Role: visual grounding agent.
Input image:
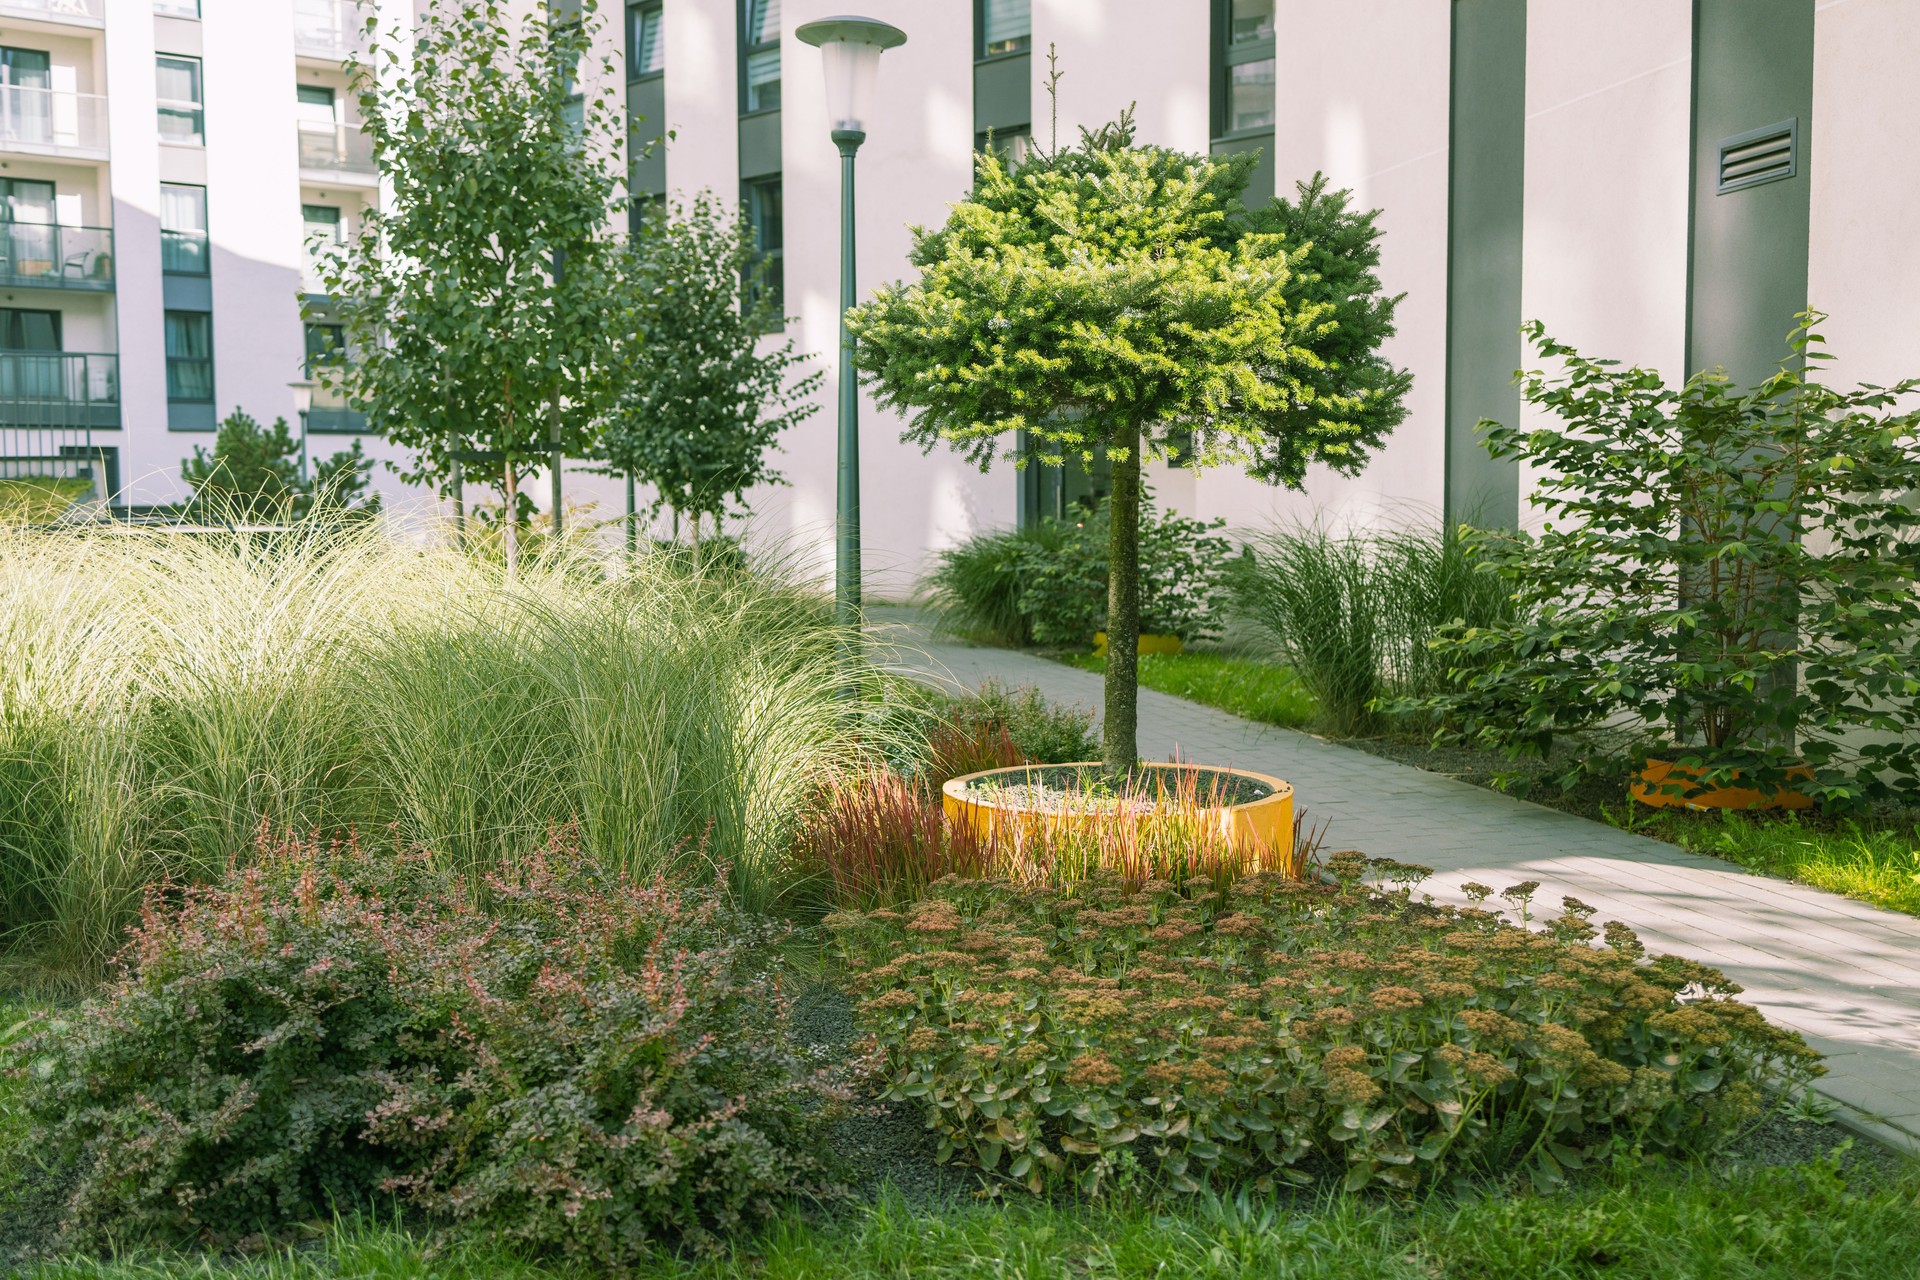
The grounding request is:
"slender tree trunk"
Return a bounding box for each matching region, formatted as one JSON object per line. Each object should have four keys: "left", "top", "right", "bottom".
{"left": 1103, "top": 423, "right": 1142, "bottom": 782}
{"left": 502, "top": 467, "right": 520, "bottom": 579}
{"left": 672, "top": 506, "right": 680, "bottom": 545}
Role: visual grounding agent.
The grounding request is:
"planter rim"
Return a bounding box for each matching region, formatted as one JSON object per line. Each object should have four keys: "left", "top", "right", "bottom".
{"left": 942, "top": 761, "right": 1293, "bottom": 815}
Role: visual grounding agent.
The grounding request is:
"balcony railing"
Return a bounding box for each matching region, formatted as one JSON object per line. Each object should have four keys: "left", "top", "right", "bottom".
{"left": 297, "top": 121, "right": 377, "bottom": 177}
{"left": 0, "top": 0, "right": 104, "bottom": 25}
{"left": 0, "top": 224, "right": 113, "bottom": 291}
{"left": 0, "top": 352, "right": 118, "bottom": 429}
{"left": 294, "top": 0, "right": 371, "bottom": 60}
{"left": 0, "top": 427, "right": 113, "bottom": 512}
{"left": 0, "top": 85, "right": 110, "bottom": 158}
{"left": 162, "top": 229, "right": 209, "bottom": 275}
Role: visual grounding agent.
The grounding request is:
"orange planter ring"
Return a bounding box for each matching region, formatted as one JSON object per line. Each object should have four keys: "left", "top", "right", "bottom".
{"left": 1630, "top": 759, "right": 1815, "bottom": 812}
{"left": 1092, "top": 632, "right": 1185, "bottom": 657}
{"left": 942, "top": 762, "right": 1295, "bottom": 871}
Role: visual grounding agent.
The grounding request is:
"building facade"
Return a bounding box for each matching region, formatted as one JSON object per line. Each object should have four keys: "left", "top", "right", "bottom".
{"left": 3, "top": 1, "right": 1915, "bottom": 597}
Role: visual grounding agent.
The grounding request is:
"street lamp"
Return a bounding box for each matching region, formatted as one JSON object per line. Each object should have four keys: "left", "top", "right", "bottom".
{"left": 288, "top": 379, "right": 316, "bottom": 485}
{"left": 796, "top": 14, "right": 906, "bottom": 636}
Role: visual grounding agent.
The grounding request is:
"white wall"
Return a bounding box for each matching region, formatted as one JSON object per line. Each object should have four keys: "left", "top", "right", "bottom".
{"left": 1811, "top": 0, "right": 1920, "bottom": 392}
{"left": 103, "top": 0, "right": 169, "bottom": 499}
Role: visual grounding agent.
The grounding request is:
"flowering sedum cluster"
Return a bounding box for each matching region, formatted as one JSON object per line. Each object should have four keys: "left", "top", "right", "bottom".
{"left": 830, "top": 857, "right": 1820, "bottom": 1197}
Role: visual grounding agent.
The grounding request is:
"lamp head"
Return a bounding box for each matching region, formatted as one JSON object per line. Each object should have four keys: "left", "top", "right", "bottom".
{"left": 796, "top": 15, "right": 907, "bottom": 137}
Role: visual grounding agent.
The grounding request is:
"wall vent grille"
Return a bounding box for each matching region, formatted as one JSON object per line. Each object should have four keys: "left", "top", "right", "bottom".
{"left": 1717, "top": 119, "right": 1798, "bottom": 194}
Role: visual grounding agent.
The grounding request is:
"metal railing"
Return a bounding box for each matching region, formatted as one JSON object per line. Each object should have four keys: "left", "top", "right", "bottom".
{"left": 161, "top": 229, "right": 209, "bottom": 275}
{"left": 294, "top": 0, "right": 372, "bottom": 60}
{"left": 296, "top": 120, "right": 376, "bottom": 176}
{"left": 0, "top": 0, "right": 103, "bottom": 23}
{"left": 0, "top": 224, "right": 114, "bottom": 291}
{"left": 0, "top": 84, "right": 110, "bottom": 157}
{"left": 0, "top": 352, "right": 118, "bottom": 428}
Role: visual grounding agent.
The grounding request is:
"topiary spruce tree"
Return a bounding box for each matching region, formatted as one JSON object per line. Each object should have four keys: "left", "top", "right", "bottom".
{"left": 849, "top": 114, "right": 1409, "bottom": 778}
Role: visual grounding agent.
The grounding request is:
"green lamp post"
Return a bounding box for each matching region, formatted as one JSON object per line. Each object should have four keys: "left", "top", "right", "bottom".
{"left": 796, "top": 14, "right": 907, "bottom": 635}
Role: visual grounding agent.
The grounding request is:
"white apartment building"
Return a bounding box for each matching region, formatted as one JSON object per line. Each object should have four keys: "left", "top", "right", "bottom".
{"left": 3, "top": 1, "right": 1917, "bottom": 600}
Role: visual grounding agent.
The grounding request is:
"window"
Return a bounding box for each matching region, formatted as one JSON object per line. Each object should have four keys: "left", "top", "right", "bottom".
{"left": 304, "top": 321, "right": 345, "bottom": 374}
{"left": 156, "top": 55, "right": 204, "bottom": 144}
{"left": 1219, "top": 0, "right": 1275, "bottom": 136}
{"left": 742, "top": 176, "right": 783, "bottom": 321}
{"left": 0, "top": 307, "right": 60, "bottom": 351}
{"left": 1227, "top": 60, "right": 1275, "bottom": 132}
{"left": 0, "top": 47, "right": 52, "bottom": 146}
{"left": 627, "top": 2, "right": 663, "bottom": 78}
{"left": 295, "top": 84, "right": 337, "bottom": 122}
{"left": 1229, "top": 0, "right": 1274, "bottom": 44}
{"left": 160, "top": 183, "right": 208, "bottom": 276}
{"left": 627, "top": 191, "right": 666, "bottom": 239}
{"left": 742, "top": 0, "right": 779, "bottom": 113}
{"left": 153, "top": 1, "right": 201, "bottom": 16}
{"left": 979, "top": 0, "right": 1030, "bottom": 58}
{"left": 164, "top": 310, "right": 212, "bottom": 402}
{"left": 302, "top": 203, "right": 343, "bottom": 244}
{"left": 976, "top": 127, "right": 1033, "bottom": 169}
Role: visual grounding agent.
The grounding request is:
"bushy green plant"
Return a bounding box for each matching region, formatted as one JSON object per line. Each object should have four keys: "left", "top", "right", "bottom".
{"left": 830, "top": 863, "right": 1819, "bottom": 1198}
{"left": 964, "top": 680, "right": 1099, "bottom": 765}
{"left": 0, "top": 519, "right": 875, "bottom": 972}
{"left": 17, "top": 831, "right": 846, "bottom": 1263}
{"left": 1416, "top": 318, "right": 1920, "bottom": 806}
{"left": 1229, "top": 522, "right": 1513, "bottom": 736}
{"left": 929, "top": 501, "right": 1231, "bottom": 651}
{"left": 178, "top": 411, "right": 378, "bottom": 522}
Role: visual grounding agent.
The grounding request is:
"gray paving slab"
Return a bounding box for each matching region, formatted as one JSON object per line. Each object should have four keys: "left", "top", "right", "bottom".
{"left": 872, "top": 609, "right": 1920, "bottom": 1157}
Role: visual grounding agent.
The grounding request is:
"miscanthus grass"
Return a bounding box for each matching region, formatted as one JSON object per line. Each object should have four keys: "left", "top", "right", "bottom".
{"left": 0, "top": 517, "right": 878, "bottom": 974}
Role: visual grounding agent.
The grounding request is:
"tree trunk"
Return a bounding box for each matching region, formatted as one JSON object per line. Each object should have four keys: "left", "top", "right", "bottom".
{"left": 1103, "top": 423, "right": 1142, "bottom": 783}
{"left": 502, "top": 466, "right": 520, "bottom": 579}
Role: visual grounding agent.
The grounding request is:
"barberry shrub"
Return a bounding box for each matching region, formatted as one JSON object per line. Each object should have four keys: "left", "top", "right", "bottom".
{"left": 19, "top": 829, "right": 847, "bottom": 1266}
{"left": 830, "top": 859, "right": 1819, "bottom": 1197}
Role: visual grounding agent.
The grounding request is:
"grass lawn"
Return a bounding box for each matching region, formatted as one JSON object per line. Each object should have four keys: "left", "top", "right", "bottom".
{"left": 12, "top": 1151, "right": 1920, "bottom": 1279}
{"left": 0, "top": 477, "right": 89, "bottom": 525}
{"left": 1061, "top": 650, "right": 1316, "bottom": 728}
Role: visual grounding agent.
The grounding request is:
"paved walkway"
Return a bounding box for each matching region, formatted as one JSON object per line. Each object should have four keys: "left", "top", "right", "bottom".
{"left": 872, "top": 609, "right": 1920, "bottom": 1157}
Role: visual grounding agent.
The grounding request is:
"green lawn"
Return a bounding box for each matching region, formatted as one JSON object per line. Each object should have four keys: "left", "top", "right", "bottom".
{"left": 13, "top": 1155, "right": 1920, "bottom": 1279}
{"left": 1620, "top": 809, "right": 1920, "bottom": 917}
{"left": 0, "top": 477, "right": 89, "bottom": 525}
{"left": 1061, "top": 650, "right": 1316, "bottom": 728}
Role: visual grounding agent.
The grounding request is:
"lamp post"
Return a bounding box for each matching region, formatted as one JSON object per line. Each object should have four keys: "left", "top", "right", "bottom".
{"left": 288, "top": 379, "right": 316, "bottom": 486}
{"left": 796, "top": 15, "right": 906, "bottom": 637}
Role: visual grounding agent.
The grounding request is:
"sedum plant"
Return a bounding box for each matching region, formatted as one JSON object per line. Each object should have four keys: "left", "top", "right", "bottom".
{"left": 831, "top": 863, "right": 1819, "bottom": 1198}
{"left": 850, "top": 113, "right": 1409, "bottom": 779}
{"left": 1416, "top": 317, "right": 1920, "bottom": 807}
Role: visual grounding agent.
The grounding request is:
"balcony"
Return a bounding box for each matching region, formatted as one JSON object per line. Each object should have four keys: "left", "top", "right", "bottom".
{"left": 295, "top": 0, "right": 372, "bottom": 62}
{"left": 0, "top": 224, "right": 113, "bottom": 292}
{"left": 0, "top": 0, "right": 104, "bottom": 29}
{"left": 0, "top": 85, "right": 109, "bottom": 160}
{"left": 0, "top": 352, "right": 118, "bottom": 429}
{"left": 296, "top": 120, "right": 377, "bottom": 183}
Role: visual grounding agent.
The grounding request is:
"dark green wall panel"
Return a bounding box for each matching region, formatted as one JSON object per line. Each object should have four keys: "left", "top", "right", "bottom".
{"left": 973, "top": 53, "right": 1031, "bottom": 133}
{"left": 1444, "top": 0, "right": 1527, "bottom": 528}
{"left": 1687, "top": 0, "right": 1813, "bottom": 388}
{"left": 628, "top": 78, "right": 667, "bottom": 196}
{"left": 738, "top": 110, "right": 782, "bottom": 181}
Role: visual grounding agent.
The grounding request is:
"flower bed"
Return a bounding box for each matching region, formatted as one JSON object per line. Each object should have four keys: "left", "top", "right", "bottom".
{"left": 830, "top": 857, "right": 1820, "bottom": 1196}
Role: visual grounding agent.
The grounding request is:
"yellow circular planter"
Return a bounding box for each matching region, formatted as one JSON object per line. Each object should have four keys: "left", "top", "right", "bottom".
{"left": 942, "top": 762, "right": 1296, "bottom": 872}
{"left": 1092, "top": 632, "right": 1185, "bottom": 657}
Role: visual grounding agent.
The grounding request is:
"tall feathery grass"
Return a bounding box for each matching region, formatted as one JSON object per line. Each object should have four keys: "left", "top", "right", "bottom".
{"left": 0, "top": 518, "right": 877, "bottom": 973}
{"left": 1228, "top": 522, "right": 1516, "bottom": 736}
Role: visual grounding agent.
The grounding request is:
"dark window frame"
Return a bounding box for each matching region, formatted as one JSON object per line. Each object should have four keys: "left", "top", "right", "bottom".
{"left": 627, "top": 0, "right": 663, "bottom": 81}
{"left": 160, "top": 181, "right": 209, "bottom": 277}
{"left": 739, "top": 0, "right": 780, "bottom": 116}
{"left": 163, "top": 308, "right": 214, "bottom": 404}
{"left": 975, "top": 0, "right": 1032, "bottom": 62}
{"left": 1211, "top": 0, "right": 1276, "bottom": 142}
{"left": 156, "top": 53, "right": 206, "bottom": 145}
{"left": 740, "top": 174, "right": 784, "bottom": 328}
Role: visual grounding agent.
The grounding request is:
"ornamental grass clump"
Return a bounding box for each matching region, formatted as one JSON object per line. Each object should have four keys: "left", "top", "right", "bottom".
{"left": 830, "top": 860, "right": 1819, "bottom": 1198}
{"left": 15, "top": 828, "right": 848, "bottom": 1267}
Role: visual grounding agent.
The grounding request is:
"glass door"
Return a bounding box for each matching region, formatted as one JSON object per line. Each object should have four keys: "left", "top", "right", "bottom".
{"left": 0, "top": 47, "right": 51, "bottom": 146}
{"left": 0, "top": 306, "right": 65, "bottom": 405}
{"left": 0, "top": 178, "right": 57, "bottom": 283}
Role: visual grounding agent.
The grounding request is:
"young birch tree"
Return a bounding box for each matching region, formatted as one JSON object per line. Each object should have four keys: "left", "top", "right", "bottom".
{"left": 849, "top": 113, "right": 1409, "bottom": 779}
{"left": 311, "top": 0, "right": 623, "bottom": 571}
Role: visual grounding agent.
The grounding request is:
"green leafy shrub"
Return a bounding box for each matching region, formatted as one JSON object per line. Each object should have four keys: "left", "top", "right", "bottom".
{"left": 928, "top": 500, "right": 1231, "bottom": 651}
{"left": 963, "top": 680, "right": 1099, "bottom": 765}
{"left": 18, "top": 830, "right": 847, "bottom": 1263}
{"left": 1416, "top": 318, "right": 1920, "bottom": 807}
{"left": 1229, "top": 521, "right": 1514, "bottom": 736}
{"left": 830, "top": 863, "right": 1819, "bottom": 1197}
